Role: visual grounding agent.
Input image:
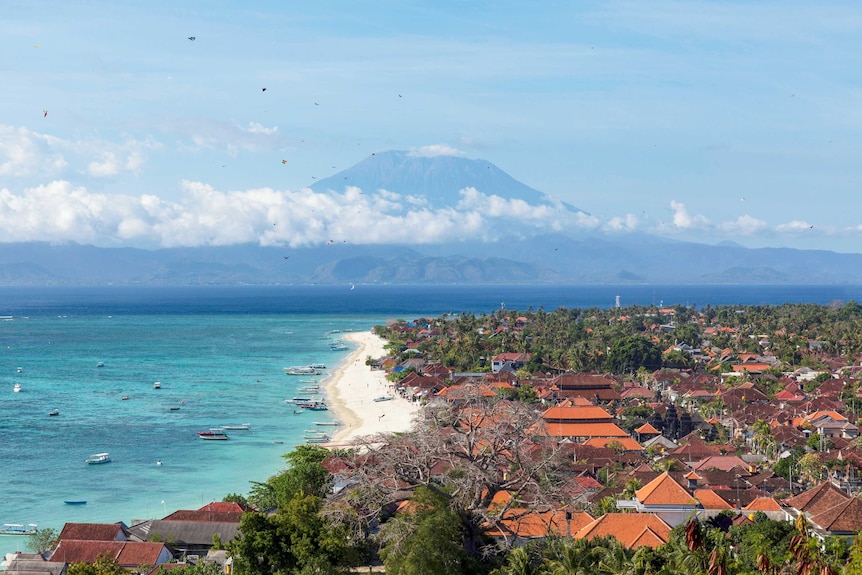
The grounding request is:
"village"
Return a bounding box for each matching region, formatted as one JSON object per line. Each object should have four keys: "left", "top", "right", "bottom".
{"left": 6, "top": 302, "right": 862, "bottom": 574}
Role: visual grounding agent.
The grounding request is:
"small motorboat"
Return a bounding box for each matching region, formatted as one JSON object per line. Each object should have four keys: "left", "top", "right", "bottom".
{"left": 222, "top": 423, "right": 250, "bottom": 430}
{"left": 85, "top": 452, "right": 111, "bottom": 465}
{"left": 153, "top": 381, "right": 161, "bottom": 389}
{"left": 49, "top": 409, "right": 59, "bottom": 416}
{"left": 121, "top": 395, "right": 129, "bottom": 400}
{"left": 13, "top": 383, "right": 21, "bottom": 393}
{"left": 197, "top": 429, "right": 229, "bottom": 441}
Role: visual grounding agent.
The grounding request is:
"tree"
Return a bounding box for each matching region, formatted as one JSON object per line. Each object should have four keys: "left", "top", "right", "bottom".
{"left": 67, "top": 555, "right": 129, "bottom": 575}
{"left": 26, "top": 527, "right": 59, "bottom": 554}
{"left": 248, "top": 445, "right": 331, "bottom": 510}
{"left": 378, "top": 487, "right": 477, "bottom": 575}
{"left": 606, "top": 336, "right": 662, "bottom": 374}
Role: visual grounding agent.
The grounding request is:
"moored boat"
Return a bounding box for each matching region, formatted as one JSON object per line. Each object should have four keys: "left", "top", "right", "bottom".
{"left": 0, "top": 523, "right": 38, "bottom": 535}
{"left": 197, "top": 428, "right": 229, "bottom": 440}
{"left": 222, "top": 423, "right": 250, "bottom": 430}
{"left": 284, "top": 366, "right": 320, "bottom": 376}
{"left": 153, "top": 381, "right": 161, "bottom": 389}
{"left": 85, "top": 452, "right": 111, "bottom": 464}
{"left": 64, "top": 500, "right": 87, "bottom": 505}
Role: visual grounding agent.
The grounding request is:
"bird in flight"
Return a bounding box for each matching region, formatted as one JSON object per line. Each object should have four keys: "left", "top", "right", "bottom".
{"left": 188, "top": 36, "right": 196, "bottom": 41}
{"left": 262, "top": 88, "right": 267, "bottom": 92}
{"left": 281, "top": 159, "right": 288, "bottom": 164}
{"left": 43, "top": 110, "right": 48, "bottom": 118}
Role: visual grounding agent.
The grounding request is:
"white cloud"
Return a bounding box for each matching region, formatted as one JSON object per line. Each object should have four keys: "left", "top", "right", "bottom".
{"left": 718, "top": 214, "right": 769, "bottom": 235}
{"left": 669, "top": 200, "right": 710, "bottom": 230}
{"left": 245, "top": 122, "right": 278, "bottom": 135}
{"left": 776, "top": 220, "right": 815, "bottom": 232}
{"left": 604, "top": 213, "right": 639, "bottom": 232}
{"left": 407, "top": 144, "right": 465, "bottom": 158}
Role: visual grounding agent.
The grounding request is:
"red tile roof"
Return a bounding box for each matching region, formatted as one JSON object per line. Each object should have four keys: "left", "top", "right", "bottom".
{"left": 51, "top": 540, "right": 169, "bottom": 567}
{"left": 58, "top": 523, "right": 126, "bottom": 542}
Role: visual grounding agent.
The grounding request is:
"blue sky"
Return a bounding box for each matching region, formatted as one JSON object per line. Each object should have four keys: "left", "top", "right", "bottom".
{"left": 2, "top": 1, "right": 862, "bottom": 252}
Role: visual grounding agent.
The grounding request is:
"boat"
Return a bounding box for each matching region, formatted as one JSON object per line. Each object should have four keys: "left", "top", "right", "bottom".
{"left": 153, "top": 381, "right": 161, "bottom": 389}
{"left": 222, "top": 423, "right": 250, "bottom": 430}
{"left": 373, "top": 395, "right": 394, "bottom": 402}
{"left": 64, "top": 500, "right": 87, "bottom": 505}
{"left": 304, "top": 435, "right": 330, "bottom": 444}
{"left": 121, "top": 395, "right": 129, "bottom": 400}
{"left": 284, "top": 366, "right": 321, "bottom": 376}
{"left": 314, "top": 420, "right": 342, "bottom": 426}
{"left": 309, "top": 363, "right": 326, "bottom": 370}
{"left": 96, "top": 361, "right": 104, "bottom": 368}
{"left": 197, "top": 428, "right": 229, "bottom": 440}
{"left": 13, "top": 383, "right": 21, "bottom": 393}
{"left": 16, "top": 367, "right": 22, "bottom": 373}
{"left": 0, "top": 523, "right": 38, "bottom": 536}
{"left": 169, "top": 406, "right": 180, "bottom": 411}
{"left": 297, "top": 399, "right": 327, "bottom": 411}
{"left": 49, "top": 409, "right": 59, "bottom": 416}
{"left": 299, "top": 385, "right": 321, "bottom": 393}
{"left": 85, "top": 452, "right": 111, "bottom": 465}
{"left": 285, "top": 397, "right": 313, "bottom": 404}
{"left": 329, "top": 342, "right": 348, "bottom": 351}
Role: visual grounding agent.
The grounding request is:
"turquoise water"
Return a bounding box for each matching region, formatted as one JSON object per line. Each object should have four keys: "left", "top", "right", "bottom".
{"left": 3, "top": 283, "right": 860, "bottom": 555}
{"left": 0, "top": 311, "right": 384, "bottom": 555}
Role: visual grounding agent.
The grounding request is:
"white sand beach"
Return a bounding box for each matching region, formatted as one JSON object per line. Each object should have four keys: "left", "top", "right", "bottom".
{"left": 325, "top": 331, "right": 420, "bottom": 444}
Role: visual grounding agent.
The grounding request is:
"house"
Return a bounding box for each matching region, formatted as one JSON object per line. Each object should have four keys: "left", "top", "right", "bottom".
{"left": 574, "top": 513, "right": 672, "bottom": 549}
{"left": 616, "top": 471, "right": 700, "bottom": 526}
{"left": 57, "top": 522, "right": 129, "bottom": 542}
{"left": 127, "top": 520, "right": 240, "bottom": 556}
{"left": 0, "top": 553, "right": 67, "bottom": 575}
{"left": 785, "top": 481, "right": 862, "bottom": 538}
{"left": 49, "top": 540, "right": 172, "bottom": 568}
{"left": 491, "top": 353, "right": 531, "bottom": 374}
{"left": 544, "top": 372, "right": 621, "bottom": 402}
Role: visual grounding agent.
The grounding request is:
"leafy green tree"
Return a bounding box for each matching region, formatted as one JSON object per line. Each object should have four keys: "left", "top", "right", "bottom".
{"left": 67, "top": 555, "right": 129, "bottom": 575}
{"left": 26, "top": 527, "right": 59, "bottom": 554}
{"left": 229, "top": 495, "right": 357, "bottom": 575}
{"left": 248, "top": 445, "right": 331, "bottom": 510}
{"left": 377, "top": 487, "right": 476, "bottom": 575}
{"left": 606, "top": 336, "right": 662, "bottom": 374}
{"left": 222, "top": 493, "right": 249, "bottom": 507}
{"left": 159, "top": 562, "right": 224, "bottom": 575}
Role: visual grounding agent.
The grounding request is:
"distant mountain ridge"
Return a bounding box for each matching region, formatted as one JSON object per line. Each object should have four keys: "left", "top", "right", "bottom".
{"left": 1, "top": 151, "right": 861, "bottom": 285}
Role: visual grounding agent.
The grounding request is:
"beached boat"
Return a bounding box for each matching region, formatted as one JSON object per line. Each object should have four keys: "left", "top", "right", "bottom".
{"left": 222, "top": 423, "right": 250, "bottom": 430}
{"left": 0, "top": 523, "right": 38, "bottom": 536}
{"left": 13, "top": 383, "right": 21, "bottom": 393}
{"left": 197, "top": 429, "right": 229, "bottom": 440}
{"left": 285, "top": 396, "right": 313, "bottom": 404}
{"left": 373, "top": 395, "right": 393, "bottom": 402}
{"left": 284, "top": 366, "right": 320, "bottom": 376}
{"left": 49, "top": 409, "right": 59, "bottom": 416}
{"left": 85, "top": 452, "right": 111, "bottom": 465}
{"left": 64, "top": 500, "right": 87, "bottom": 505}
{"left": 314, "top": 420, "right": 342, "bottom": 426}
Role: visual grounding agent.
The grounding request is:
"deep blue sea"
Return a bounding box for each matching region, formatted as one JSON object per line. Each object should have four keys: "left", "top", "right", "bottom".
{"left": 1, "top": 284, "right": 860, "bottom": 555}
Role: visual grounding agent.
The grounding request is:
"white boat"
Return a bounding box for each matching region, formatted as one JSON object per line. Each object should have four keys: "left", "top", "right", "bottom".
{"left": 96, "top": 361, "right": 104, "bottom": 368}
{"left": 314, "top": 420, "right": 342, "bottom": 426}
{"left": 197, "top": 428, "right": 229, "bottom": 440}
{"left": 329, "top": 342, "right": 348, "bottom": 351}
{"left": 304, "top": 434, "right": 330, "bottom": 443}
{"left": 0, "top": 523, "right": 38, "bottom": 536}
{"left": 49, "top": 408, "right": 59, "bottom": 416}
{"left": 299, "top": 385, "right": 321, "bottom": 393}
{"left": 153, "top": 381, "right": 161, "bottom": 389}
{"left": 85, "top": 452, "right": 111, "bottom": 465}
{"left": 16, "top": 367, "right": 22, "bottom": 373}
{"left": 284, "top": 366, "right": 320, "bottom": 376}
{"left": 222, "top": 423, "right": 250, "bottom": 430}
{"left": 309, "top": 363, "right": 326, "bottom": 370}
{"left": 373, "top": 395, "right": 394, "bottom": 402}
{"left": 13, "top": 383, "right": 21, "bottom": 393}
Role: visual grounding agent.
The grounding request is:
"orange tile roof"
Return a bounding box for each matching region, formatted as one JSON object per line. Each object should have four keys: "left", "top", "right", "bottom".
{"left": 582, "top": 437, "right": 643, "bottom": 451}
{"left": 535, "top": 422, "right": 629, "bottom": 438}
{"left": 744, "top": 497, "right": 783, "bottom": 511}
{"left": 635, "top": 472, "right": 698, "bottom": 506}
{"left": 694, "top": 489, "right": 733, "bottom": 510}
{"left": 574, "top": 513, "right": 671, "bottom": 549}
{"left": 806, "top": 411, "right": 848, "bottom": 422}
{"left": 542, "top": 405, "right": 613, "bottom": 421}
{"left": 635, "top": 422, "right": 660, "bottom": 435}
{"left": 484, "top": 509, "right": 593, "bottom": 539}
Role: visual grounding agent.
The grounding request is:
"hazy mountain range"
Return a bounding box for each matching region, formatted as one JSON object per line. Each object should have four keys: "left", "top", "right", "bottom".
{"left": 2, "top": 151, "right": 861, "bottom": 286}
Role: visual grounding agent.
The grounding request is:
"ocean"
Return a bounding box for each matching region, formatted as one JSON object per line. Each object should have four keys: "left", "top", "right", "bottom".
{"left": 1, "top": 283, "right": 860, "bottom": 555}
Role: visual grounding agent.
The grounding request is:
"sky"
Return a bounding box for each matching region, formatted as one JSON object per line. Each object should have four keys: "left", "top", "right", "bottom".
{"left": 2, "top": 1, "right": 862, "bottom": 253}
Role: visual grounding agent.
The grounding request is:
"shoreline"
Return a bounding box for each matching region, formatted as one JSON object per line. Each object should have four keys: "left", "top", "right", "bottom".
{"left": 324, "top": 331, "right": 420, "bottom": 444}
